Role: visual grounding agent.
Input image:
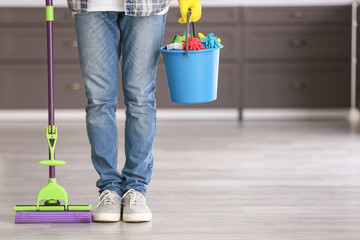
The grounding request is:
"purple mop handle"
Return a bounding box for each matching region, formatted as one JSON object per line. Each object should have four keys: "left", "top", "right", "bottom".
{"left": 46, "top": 0, "right": 55, "bottom": 178}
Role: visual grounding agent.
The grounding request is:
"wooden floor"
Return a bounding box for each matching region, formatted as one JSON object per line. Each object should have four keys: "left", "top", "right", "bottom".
{"left": 2, "top": 119, "right": 360, "bottom": 239}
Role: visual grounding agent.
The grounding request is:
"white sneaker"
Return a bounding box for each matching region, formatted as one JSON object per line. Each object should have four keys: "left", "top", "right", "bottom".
{"left": 122, "top": 189, "right": 152, "bottom": 222}
{"left": 92, "top": 190, "right": 121, "bottom": 222}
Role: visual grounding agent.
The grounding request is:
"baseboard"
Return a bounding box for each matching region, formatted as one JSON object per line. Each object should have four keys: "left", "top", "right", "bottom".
{"left": 0, "top": 108, "right": 354, "bottom": 122}
{"left": 242, "top": 108, "right": 351, "bottom": 121}
{"left": 0, "top": 109, "right": 239, "bottom": 122}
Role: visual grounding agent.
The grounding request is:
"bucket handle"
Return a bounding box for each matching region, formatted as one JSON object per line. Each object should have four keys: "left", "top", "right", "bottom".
{"left": 185, "top": 10, "right": 196, "bottom": 56}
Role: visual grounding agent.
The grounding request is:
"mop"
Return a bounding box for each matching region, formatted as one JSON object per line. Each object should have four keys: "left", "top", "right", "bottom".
{"left": 13, "top": 0, "right": 92, "bottom": 223}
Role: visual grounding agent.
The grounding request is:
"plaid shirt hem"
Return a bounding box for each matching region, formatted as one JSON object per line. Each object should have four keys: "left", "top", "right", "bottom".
{"left": 67, "top": 0, "right": 171, "bottom": 16}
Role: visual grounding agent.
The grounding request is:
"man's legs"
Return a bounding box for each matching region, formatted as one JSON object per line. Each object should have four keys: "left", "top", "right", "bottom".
{"left": 119, "top": 13, "right": 167, "bottom": 197}
{"left": 75, "top": 12, "right": 123, "bottom": 197}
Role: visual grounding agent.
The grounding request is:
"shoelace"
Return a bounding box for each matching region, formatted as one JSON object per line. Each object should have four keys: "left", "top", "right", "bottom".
{"left": 95, "top": 190, "right": 116, "bottom": 209}
{"left": 122, "top": 189, "right": 145, "bottom": 208}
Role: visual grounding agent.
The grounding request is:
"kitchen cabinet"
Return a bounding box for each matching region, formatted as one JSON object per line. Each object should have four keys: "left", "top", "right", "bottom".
{"left": 244, "top": 62, "right": 350, "bottom": 108}
{"left": 0, "top": 7, "right": 241, "bottom": 109}
{"left": 244, "top": 26, "right": 350, "bottom": 60}
{"left": 242, "top": 6, "right": 352, "bottom": 112}
{"left": 0, "top": 64, "right": 85, "bottom": 109}
{"left": 0, "top": 5, "right": 353, "bottom": 112}
{"left": 0, "top": 8, "right": 83, "bottom": 109}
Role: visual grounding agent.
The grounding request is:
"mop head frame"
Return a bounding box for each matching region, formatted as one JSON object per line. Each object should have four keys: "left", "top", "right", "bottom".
{"left": 13, "top": 177, "right": 92, "bottom": 223}
{"left": 13, "top": 127, "right": 92, "bottom": 223}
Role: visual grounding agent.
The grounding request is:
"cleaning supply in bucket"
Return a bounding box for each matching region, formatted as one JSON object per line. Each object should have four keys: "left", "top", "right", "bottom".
{"left": 181, "top": 36, "right": 205, "bottom": 50}
{"left": 199, "top": 32, "right": 221, "bottom": 49}
{"left": 166, "top": 42, "right": 184, "bottom": 50}
{"left": 199, "top": 32, "right": 221, "bottom": 45}
{"left": 198, "top": 32, "right": 206, "bottom": 40}
{"left": 169, "top": 31, "right": 190, "bottom": 44}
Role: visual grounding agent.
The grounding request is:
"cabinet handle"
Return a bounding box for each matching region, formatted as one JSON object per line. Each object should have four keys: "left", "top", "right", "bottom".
{"left": 289, "top": 39, "right": 307, "bottom": 48}
{"left": 289, "top": 11, "right": 305, "bottom": 19}
{"left": 290, "top": 82, "right": 307, "bottom": 90}
{"left": 63, "top": 40, "right": 78, "bottom": 48}
{"left": 65, "top": 83, "right": 81, "bottom": 91}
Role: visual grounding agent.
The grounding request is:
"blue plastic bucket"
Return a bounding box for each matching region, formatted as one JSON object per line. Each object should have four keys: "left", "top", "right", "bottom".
{"left": 159, "top": 45, "right": 223, "bottom": 104}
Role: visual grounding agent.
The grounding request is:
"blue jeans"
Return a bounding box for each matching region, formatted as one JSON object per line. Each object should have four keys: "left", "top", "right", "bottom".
{"left": 75, "top": 12, "right": 167, "bottom": 197}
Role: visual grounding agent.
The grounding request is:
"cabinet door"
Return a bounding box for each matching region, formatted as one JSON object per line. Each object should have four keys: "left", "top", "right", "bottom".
{"left": 0, "top": 64, "right": 126, "bottom": 109}
{"left": 155, "top": 62, "right": 239, "bottom": 108}
{"left": 0, "top": 64, "right": 86, "bottom": 109}
{"left": 244, "top": 25, "right": 351, "bottom": 60}
{"left": 0, "top": 64, "right": 47, "bottom": 108}
{"left": 243, "top": 6, "right": 351, "bottom": 24}
{"left": 0, "top": 27, "right": 78, "bottom": 62}
{"left": 244, "top": 62, "right": 351, "bottom": 108}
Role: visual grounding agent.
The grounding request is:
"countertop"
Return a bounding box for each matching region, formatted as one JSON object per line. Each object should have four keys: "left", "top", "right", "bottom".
{"left": 0, "top": 0, "right": 356, "bottom": 8}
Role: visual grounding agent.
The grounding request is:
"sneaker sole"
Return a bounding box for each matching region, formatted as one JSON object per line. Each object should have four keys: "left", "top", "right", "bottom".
{"left": 122, "top": 213, "right": 152, "bottom": 222}
{"left": 92, "top": 213, "right": 121, "bottom": 222}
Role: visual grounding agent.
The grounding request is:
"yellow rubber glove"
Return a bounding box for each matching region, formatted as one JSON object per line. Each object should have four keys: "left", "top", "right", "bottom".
{"left": 178, "top": 0, "right": 202, "bottom": 24}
